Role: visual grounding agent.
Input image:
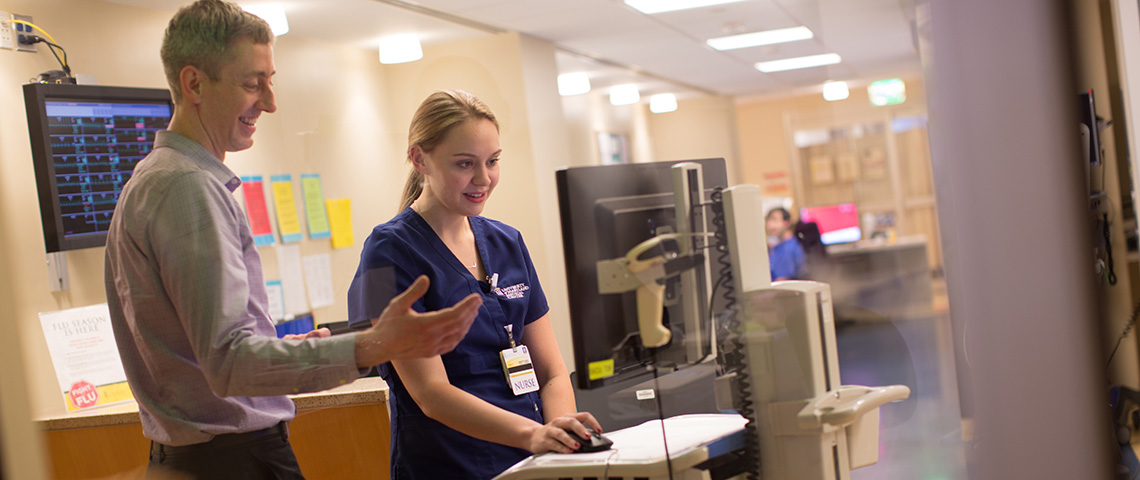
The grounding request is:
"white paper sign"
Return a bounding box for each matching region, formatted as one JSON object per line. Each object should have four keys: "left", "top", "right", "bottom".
{"left": 302, "top": 253, "right": 335, "bottom": 309}
{"left": 38, "top": 304, "right": 133, "bottom": 410}
{"left": 265, "top": 280, "right": 286, "bottom": 322}
{"left": 275, "top": 244, "right": 310, "bottom": 317}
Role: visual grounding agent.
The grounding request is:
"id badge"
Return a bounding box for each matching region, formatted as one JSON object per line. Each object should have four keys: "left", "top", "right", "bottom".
{"left": 500, "top": 345, "right": 539, "bottom": 395}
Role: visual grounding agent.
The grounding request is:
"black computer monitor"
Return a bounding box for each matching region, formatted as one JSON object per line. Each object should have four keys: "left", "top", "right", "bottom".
{"left": 23, "top": 83, "right": 173, "bottom": 252}
{"left": 556, "top": 158, "right": 728, "bottom": 390}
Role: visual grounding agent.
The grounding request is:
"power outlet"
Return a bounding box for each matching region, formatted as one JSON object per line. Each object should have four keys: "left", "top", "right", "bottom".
{"left": 0, "top": 12, "right": 13, "bottom": 50}
{"left": 13, "top": 13, "right": 35, "bottom": 53}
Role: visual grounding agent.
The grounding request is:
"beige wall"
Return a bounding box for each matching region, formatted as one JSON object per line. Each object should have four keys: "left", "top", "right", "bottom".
{"left": 735, "top": 78, "right": 928, "bottom": 196}
{"left": 561, "top": 90, "right": 741, "bottom": 175}
{"left": 645, "top": 95, "right": 742, "bottom": 184}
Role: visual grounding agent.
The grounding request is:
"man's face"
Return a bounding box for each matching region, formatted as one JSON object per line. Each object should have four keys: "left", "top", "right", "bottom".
{"left": 196, "top": 36, "right": 276, "bottom": 159}
{"left": 766, "top": 213, "right": 789, "bottom": 238}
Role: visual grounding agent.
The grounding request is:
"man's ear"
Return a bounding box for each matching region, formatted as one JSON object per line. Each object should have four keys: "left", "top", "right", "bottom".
{"left": 179, "top": 66, "right": 204, "bottom": 104}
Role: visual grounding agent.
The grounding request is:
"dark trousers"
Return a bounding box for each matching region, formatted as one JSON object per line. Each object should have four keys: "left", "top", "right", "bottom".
{"left": 147, "top": 422, "right": 304, "bottom": 480}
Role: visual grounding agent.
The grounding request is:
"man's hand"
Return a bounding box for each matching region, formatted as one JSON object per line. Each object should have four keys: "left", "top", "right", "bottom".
{"left": 283, "top": 327, "right": 331, "bottom": 341}
{"left": 354, "top": 275, "right": 481, "bottom": 367}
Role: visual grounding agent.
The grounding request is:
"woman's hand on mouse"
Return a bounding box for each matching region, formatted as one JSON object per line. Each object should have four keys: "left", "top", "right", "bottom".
{"left": 526, "top": 412, "right": 603, "bottom": 454}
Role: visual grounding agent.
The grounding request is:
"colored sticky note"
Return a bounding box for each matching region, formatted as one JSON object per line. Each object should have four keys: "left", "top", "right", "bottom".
{"left": 240, "top": 176, "right": 275, "bottom": 246}
{"left": 270, "top": 175, "right": 303, "bottom": 243}
{"left": 326, "top": 198, "right": 355, "bottom": 249}
{"left": 301, "top": 174, "right": 331, "bottom": 239}
{"left": 588, "top": 359, "right": 615, "bottom": 381}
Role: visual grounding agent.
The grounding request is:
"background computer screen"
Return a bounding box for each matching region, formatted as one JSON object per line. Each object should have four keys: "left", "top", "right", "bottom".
{"left": 800, "top": 202, "right": 861, "bottom": 245}
{"left": 556, "top": 158, "right": 728, "bottom": 390}
{"left": 24, "top": 83, "right": 173, "bottom": 252}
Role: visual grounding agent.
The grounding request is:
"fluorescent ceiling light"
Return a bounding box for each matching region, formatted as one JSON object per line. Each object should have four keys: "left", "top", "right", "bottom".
{"left": 610, "top": 84, "right": 640, "bottom": 106}
{"left": 822, "top": 81, "right": 849, "bottom": 101}
{"left": 755, "top": 53, "right": 841, "bottom": 73}
{"left": 242, "top": 3, "right": 289, "bottom": 36}
{"left": 650, "top": 94, "right": 678, "bottom": 113}
{"left": 379, "top": 34, "right": 423, "bottom": 64}
{"left": 707, "top": 26, "right": 813, "bottom": 51}
{"left": 558, "top": 72, "right": 591, "bottom": 96}
{"left": 625, "top": 0, "right": 747, "bottom": 14}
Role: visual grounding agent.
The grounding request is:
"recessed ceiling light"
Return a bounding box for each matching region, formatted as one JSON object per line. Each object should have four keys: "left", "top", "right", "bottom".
{"left": 625, "top": 0, "right": 748, "bottom": 15}
{"left": 242, "top": 3, "right": 289, "bottom": 36}
{"left": 755, "top": 53, "right": 841, "bottom": 73}
{"left": 610, "top": 84, "right": 640, "bottom": 106}
{"left": 379, "top": 34, "right": 423, "bottom": 64}
{"left": 822, "top": 81, "right": 849, "bottom": 101}
{"left": 707, "top": 26, "right": 813, "bottom": 51}
{"left": 650, "top": 94, "right": 678, "bottom": 113}
{"left": 558, "top": 73, "right": 591, "bottom": 96}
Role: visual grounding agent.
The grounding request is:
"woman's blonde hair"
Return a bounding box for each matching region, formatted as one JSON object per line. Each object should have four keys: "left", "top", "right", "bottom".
{"left": 399, "top": 90, "right": 499, "bottom": 211}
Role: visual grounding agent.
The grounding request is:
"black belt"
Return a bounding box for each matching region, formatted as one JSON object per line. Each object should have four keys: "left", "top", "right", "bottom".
{"left": 150, "top": 422, "right": 289, "bottom": 456}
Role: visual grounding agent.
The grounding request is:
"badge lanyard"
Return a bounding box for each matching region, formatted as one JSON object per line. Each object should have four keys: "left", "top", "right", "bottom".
{"left": 499, "top": 323, "right": 539, "bottom": 395}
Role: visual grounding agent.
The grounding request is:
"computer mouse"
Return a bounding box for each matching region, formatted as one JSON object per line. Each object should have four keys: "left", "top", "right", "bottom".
{"left": 565, "top": 426, "right": 613, "bottom": 453}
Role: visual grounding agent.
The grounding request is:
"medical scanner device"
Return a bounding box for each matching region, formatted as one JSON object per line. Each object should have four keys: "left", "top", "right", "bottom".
{"left": 497, "top": 161, "right": 909, "bottom": 480}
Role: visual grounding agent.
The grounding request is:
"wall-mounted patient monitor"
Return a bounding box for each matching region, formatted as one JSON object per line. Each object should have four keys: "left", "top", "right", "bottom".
{"left": 23, "top": 83, "right": 173, "bottom": 253}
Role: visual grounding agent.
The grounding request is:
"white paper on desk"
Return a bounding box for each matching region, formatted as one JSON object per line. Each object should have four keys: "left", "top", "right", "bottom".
{"left": 38, "top": 303, "right": 133, "bottom": 411}
{"left": 275, "top": 244, "right": 310, "bottom": 317}
{"left": 302, "top": 253, "right": 335, "bottom": 309}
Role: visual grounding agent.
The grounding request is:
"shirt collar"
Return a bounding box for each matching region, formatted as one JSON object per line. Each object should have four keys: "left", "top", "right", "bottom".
{"left": 154, "top": 130, "right": 243, "bottom": 192}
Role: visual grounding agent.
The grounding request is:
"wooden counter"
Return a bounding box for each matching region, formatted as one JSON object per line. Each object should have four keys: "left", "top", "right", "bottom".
{"left": 36, "top": 377, "right": 391, "bottom": 480}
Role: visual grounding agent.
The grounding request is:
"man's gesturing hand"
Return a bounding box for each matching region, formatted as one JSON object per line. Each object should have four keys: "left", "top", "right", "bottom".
{"left": 355, "top": 275, "right": 481, "bottom": 367}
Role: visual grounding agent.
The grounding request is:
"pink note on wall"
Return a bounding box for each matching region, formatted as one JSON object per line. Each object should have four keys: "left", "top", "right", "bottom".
{"left": 241, "top": 176, "right": 275, "bottom": 246}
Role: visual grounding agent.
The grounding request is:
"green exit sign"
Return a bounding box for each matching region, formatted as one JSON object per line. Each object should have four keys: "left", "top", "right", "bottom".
{"left": 868, "top": 78, "right": 906, "bottom": 106}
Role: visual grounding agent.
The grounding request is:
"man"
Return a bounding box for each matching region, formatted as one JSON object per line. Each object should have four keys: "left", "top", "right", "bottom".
{"left": 765, "top": 207, "right": 805, "bottom": 281}
{"left": 103, "top": 1, "right": 481, "bottom": 478}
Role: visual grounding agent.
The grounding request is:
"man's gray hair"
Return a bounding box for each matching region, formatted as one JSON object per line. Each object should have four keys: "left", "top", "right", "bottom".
{"left": 160, "top": 0, "right": 272, "bottom": 102}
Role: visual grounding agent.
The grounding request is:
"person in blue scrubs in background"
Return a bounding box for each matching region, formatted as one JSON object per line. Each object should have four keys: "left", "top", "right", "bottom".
{"left": 348, "top": 90, "right": 602, "bottom": 479}
{"left": 766, "top": 207, "right": 806, "bottom": 281}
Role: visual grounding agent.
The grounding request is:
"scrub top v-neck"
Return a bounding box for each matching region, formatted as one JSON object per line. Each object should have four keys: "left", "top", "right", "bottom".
{"left": 348, "top": 207, "right": 549, "bottom": 480}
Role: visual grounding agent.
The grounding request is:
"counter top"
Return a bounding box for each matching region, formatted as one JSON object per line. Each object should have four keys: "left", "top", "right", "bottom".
{"left": 825, "top": 235, "right": 927, "bottom": 256}
{"left": 35, "top": 376, "right": 388, "bottom": 431}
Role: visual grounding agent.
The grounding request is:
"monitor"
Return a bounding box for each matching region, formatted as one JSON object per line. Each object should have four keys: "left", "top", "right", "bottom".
{"left": 23, "top": 83, "right": 173, "bottom": 252}
{"left": 556, "top": 158, "right": 728, "bottom": 390}
{"left": 800, "top": 203, "right": 861, "bottom": 245}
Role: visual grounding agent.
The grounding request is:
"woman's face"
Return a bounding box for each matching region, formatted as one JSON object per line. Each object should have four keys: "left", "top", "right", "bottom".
{"left": 416, "top": 118, "right": 501, "bottom": 218}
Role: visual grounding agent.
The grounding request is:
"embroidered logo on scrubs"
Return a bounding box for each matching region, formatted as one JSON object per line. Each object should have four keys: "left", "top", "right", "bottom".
{"left": 493, "top": 283, "right": 529, "bottom": 299}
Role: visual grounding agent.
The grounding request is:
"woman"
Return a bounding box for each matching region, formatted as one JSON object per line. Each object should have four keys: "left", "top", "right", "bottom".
{"left": 348, "top": 90, "right": 601, "bottom": 479}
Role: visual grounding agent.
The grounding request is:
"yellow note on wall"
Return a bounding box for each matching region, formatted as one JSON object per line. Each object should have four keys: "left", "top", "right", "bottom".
{"left": 271, "top": 175, "right": 303, "bottom": 243}
{"left": 326, "top": 198, "right": 355, "bottom": 249}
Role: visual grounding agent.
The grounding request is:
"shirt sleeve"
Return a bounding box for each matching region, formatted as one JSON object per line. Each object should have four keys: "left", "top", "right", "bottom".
{"left": 149, "top": 171, "right": 360, "bottom": 397}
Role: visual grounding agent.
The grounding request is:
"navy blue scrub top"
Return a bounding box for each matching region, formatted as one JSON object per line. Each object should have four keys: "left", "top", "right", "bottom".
{"left": 348, "top": 207, "right": 550, "bottom": 480}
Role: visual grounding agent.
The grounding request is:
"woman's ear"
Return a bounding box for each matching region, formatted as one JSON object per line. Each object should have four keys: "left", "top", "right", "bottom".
{"left": 410, "top": 145, "right": 429, "bottom": 174}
